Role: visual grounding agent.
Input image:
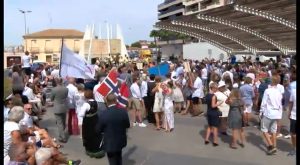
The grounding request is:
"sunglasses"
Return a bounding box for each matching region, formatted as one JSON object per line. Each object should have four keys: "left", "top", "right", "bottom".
{"left": 25, "top": 108, "right": 32, "bottom": 110}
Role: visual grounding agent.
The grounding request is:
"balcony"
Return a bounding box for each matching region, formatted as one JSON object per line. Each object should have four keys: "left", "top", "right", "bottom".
{"left": 30, "top": 47, "right": 40, "bottom": 54}
{"left": 158, "top": 0, "right": 182, "bottom": 10}
{"left": 44, "top": 48, "right": 53, "bottom": 53}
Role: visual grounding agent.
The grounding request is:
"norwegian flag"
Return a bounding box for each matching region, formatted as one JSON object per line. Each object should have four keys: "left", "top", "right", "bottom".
{"left": 97, "top": 68, "right": 129, "bottom": 108}
{"left": 117, "top": 82, "right": 130, "bottom": 108}
{"left": 97, "top": 69, "right": 119, "bottom": 97}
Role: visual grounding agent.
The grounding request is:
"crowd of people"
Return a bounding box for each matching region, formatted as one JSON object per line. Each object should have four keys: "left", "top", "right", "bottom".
{"left": 4, "top": 51, "right": 297, "bottom": 165}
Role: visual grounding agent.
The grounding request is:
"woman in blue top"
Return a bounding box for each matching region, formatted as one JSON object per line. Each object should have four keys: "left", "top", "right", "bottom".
{"left": 239, "top": 77, "right": 255, "bottom": 126}
{"left": 204, "top": 82, "right": 223, "bottom": 146}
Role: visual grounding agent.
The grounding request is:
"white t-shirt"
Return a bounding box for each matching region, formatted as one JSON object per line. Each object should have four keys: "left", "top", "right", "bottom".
{"left": 192, "top": 77, "right": 204, "bottom": 98}
{"left": 201, "top": 68, "right": 208, "bottom": 79}
{"left": 289, "top": 89, "right": 296, "bottom": 120}
{"left": 22, "top": 55, "right": 31, "bottom": 68}
{"left": 4, "top": 121, "right": 20, "bottom": 157}
{"left": 79, "top": 101, "right": 92, "bottom": 117}
{"left": 51, "top": 69, "right": 60, "bottom": 78}
{"left": 66, "top": 84, "right": 78, "bottom": 109}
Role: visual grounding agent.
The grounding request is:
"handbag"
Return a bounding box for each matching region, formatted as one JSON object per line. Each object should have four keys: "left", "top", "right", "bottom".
{"left": 216, "top": 108, "right": 222, "bottom": 116}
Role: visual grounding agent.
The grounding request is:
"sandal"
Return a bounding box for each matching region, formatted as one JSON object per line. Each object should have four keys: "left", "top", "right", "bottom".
{"left": 230, "top": 144, "right": 237, "bottom": 149}
{"left": 156, "top": 127, "right": 160, "bottom": 131}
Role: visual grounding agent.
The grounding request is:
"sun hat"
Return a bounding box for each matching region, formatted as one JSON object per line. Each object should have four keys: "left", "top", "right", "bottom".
{"left": 218, "top": 81, "right": 226, "bottom": 88}
{"left": 233, "top": 83, "right": 239, "bottom": 88}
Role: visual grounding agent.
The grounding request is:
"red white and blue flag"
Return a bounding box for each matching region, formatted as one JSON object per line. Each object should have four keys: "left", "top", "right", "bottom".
{"left": 97, "top": 68, "right": 129, "bottom": 108}
{"left": 117, "top": 82, "right": 130, "bottom": 108}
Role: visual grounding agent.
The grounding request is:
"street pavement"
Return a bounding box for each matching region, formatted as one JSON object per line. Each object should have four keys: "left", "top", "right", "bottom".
{"left": 40, "top": 105, "right": 296, "bottom": 165}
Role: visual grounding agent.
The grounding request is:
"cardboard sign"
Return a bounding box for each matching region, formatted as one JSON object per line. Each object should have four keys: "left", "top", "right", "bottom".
{"left": 136, "top": 62, "right": 143, "bottom": 70}
{"left": 183, "top": 61, "right": 191, "bottom": 73}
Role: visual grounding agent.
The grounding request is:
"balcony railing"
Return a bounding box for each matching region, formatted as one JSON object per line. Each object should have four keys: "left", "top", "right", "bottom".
{"left": 44, "top": 48, "right": 53, "bottom": 53}
{"left": 30, "top": 47, "right": 40, "bottom": 54}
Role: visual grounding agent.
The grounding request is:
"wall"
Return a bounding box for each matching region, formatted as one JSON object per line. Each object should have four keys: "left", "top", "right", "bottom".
{"left": 183, "top": 42, "right": 227, "bottom": 61}
{"left": 160, "top": 43, "right": 183, "bottom": 60}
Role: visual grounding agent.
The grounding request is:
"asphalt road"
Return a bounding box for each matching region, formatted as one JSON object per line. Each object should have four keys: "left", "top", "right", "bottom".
{"left": 40, "top": 105, "right": 296, "bottom": 165}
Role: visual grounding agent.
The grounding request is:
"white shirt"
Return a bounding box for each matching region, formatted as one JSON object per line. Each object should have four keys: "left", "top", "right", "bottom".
{"left": 51, "top": 69, "right": 60, "bottom": 78}
{"left": 215, "top": 90, "right": 231, "bottom": 117}
{"left": 23, "top": 86, "right": 35, "bottom": 100}
{"left": 19, "top": 112, "right": 34, "bottom": 128}
{"left": 93, "top": 83, "right": 105, "bottom": 103}
{"left": 130, "top": 82, "right": 142, "bottom": 100}
{"left": 22, "top": 55, "right": 31, "bottom": 68}
{"left": 4, "top": 107, "right": 10, "bottom": 122}
{"left": 260, "top": 86, "right": 283, "bottom": 119}
{"left": 268, "top": 84, "right": 284, "bottom": 94}
{"left": 66, "top": 84, "right": 78, "bottom": 109}
{"left": 41, "top": 69, "right": 47, "bottom": 79}
{"left": 192, "top": 77, "right": 204, "bottom": 98}
{"left": 141, "top": 81, "right": 148, "bottom": 98}
{"left": 201, "top": 68, "right": 208, "bottom": 79}
{"left": 289, "top": 89, "right": 296, "bottom": 120}
{"left": 79, "top": 101, "right": 91, "bottom": 117}
{"left": 4, "top": 121, "right": 20, "bottom": 157}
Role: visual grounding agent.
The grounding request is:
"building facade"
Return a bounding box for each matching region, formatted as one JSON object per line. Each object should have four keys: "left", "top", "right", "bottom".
{"left": 23, "top": 29, "right": 84, "bottom": 64}
{"left": 158, "top": 0, "right": 231, "bottom": 21}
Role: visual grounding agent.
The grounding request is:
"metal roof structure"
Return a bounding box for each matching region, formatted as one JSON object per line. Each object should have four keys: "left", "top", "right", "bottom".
{"left": 155, "top": 0, "right": 296, "bottom": 55}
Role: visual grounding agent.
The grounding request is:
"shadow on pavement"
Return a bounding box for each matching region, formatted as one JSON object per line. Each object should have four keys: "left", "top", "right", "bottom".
{"left": 123, "top": 145, "right": 137, "bottom": 165}
{"left": 246, "top": 132, "right": 267, "bottom": 153}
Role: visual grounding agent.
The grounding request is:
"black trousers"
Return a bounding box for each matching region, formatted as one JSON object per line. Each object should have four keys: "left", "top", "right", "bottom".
{"left": 107, "top": 151, "right": 122, "bottom": 165}
{"left": 143, "top": 96, "right": 155, "bottom": 123}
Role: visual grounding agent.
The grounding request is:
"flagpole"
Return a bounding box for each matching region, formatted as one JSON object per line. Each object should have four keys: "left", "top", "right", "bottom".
{"left": 59, "top": 37, "right": 64, "bottom": 77}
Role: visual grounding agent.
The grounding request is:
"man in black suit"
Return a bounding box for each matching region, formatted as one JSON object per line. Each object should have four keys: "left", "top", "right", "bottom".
{"left": 96, "top": 93, "right": 130, "bottom": 165}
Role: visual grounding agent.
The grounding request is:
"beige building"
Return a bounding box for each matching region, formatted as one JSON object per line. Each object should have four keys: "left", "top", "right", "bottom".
{"left": 23, "top": 29, "right": 125, "bottom": 64}
{"left": 23, "top": 29, "right": 84, "bottom": 64}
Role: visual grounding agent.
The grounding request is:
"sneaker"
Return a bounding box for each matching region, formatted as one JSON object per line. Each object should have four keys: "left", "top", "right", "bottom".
{"left": 68, "top": 160, "right": 81, "bottom": 165}
{"left": 287, "top": 149, "right": 296, "bottom": 156}
{"left": 267, "top": 146, "right": 277, "bottom": 155}
{"left": 138, "top": 123, "right": 147, "bottom": 127}
{"left": 284, "top": 134, "right": 291, "bottom": 139}
{"left": 276, "top": 133, "right": 283, "bottom": 138}
{"left": 133, "top": 122, "right": 138, "bottom": 126}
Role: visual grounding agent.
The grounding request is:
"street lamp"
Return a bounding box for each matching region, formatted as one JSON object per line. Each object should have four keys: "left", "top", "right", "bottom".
{"left": 19, "top": 9, "right": 32, "bottom": 35}
{"left": 19, "top": 9, "right": 31, "bottom": 52}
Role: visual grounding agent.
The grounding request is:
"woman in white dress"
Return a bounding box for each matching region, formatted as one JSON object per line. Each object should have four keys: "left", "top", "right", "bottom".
{"left": 162, "top": 81, "right": 174, "bottom": 132}
{"left": 74, "top": 83, "right": 86, "bottom": 135}
{"left": 172, "top": 81, "right": 184, "bottom": 113}
{"left": 152, "top": 76, "right": 164, "bottom": 130}
{"left": 215, "top": 81, "right": 231, "bottom": 135}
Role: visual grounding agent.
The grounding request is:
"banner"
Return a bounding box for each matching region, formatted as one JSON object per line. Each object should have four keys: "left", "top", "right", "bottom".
{"left": 148, "top": 63, "right": 170, "bottom": 76}
{"left": 60, "top": 44, "right": 95, "bottom": 79}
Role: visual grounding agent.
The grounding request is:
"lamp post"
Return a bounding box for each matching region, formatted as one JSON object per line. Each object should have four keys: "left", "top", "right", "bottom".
{"left": 19, "top": 9, "right": 31, "bottom": 34}
{"left": 19, "top": 9, "right": 31, "bottom": 51}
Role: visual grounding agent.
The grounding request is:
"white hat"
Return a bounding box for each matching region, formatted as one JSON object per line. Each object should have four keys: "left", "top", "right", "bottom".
{"left": 218, "top": 81, "right": 226, "bottom": 88}
{"left": 233, "top": 83, "right": 239, "bottom": 88}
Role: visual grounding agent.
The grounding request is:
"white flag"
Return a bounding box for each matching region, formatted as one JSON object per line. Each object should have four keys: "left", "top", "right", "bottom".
{"left": 60, "top": 44, "right": 95, "bottom": 79}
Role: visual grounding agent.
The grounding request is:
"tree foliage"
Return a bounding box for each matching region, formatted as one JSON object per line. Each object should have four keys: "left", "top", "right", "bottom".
{"left": 149, "top": 29, "right": 189, "bottom": 41}
{"left": 131, "top": 41, "right": 141, "bottom": 48}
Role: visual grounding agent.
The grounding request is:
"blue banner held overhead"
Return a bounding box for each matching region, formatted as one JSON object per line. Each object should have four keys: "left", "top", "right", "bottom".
{"left": 148, "top": 62, "right": 170, "bottom": 76}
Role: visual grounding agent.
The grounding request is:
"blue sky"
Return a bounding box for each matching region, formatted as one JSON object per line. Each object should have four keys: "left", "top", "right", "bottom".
{"left": 4, "top": 0, "right": 163, "bottom": 46}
